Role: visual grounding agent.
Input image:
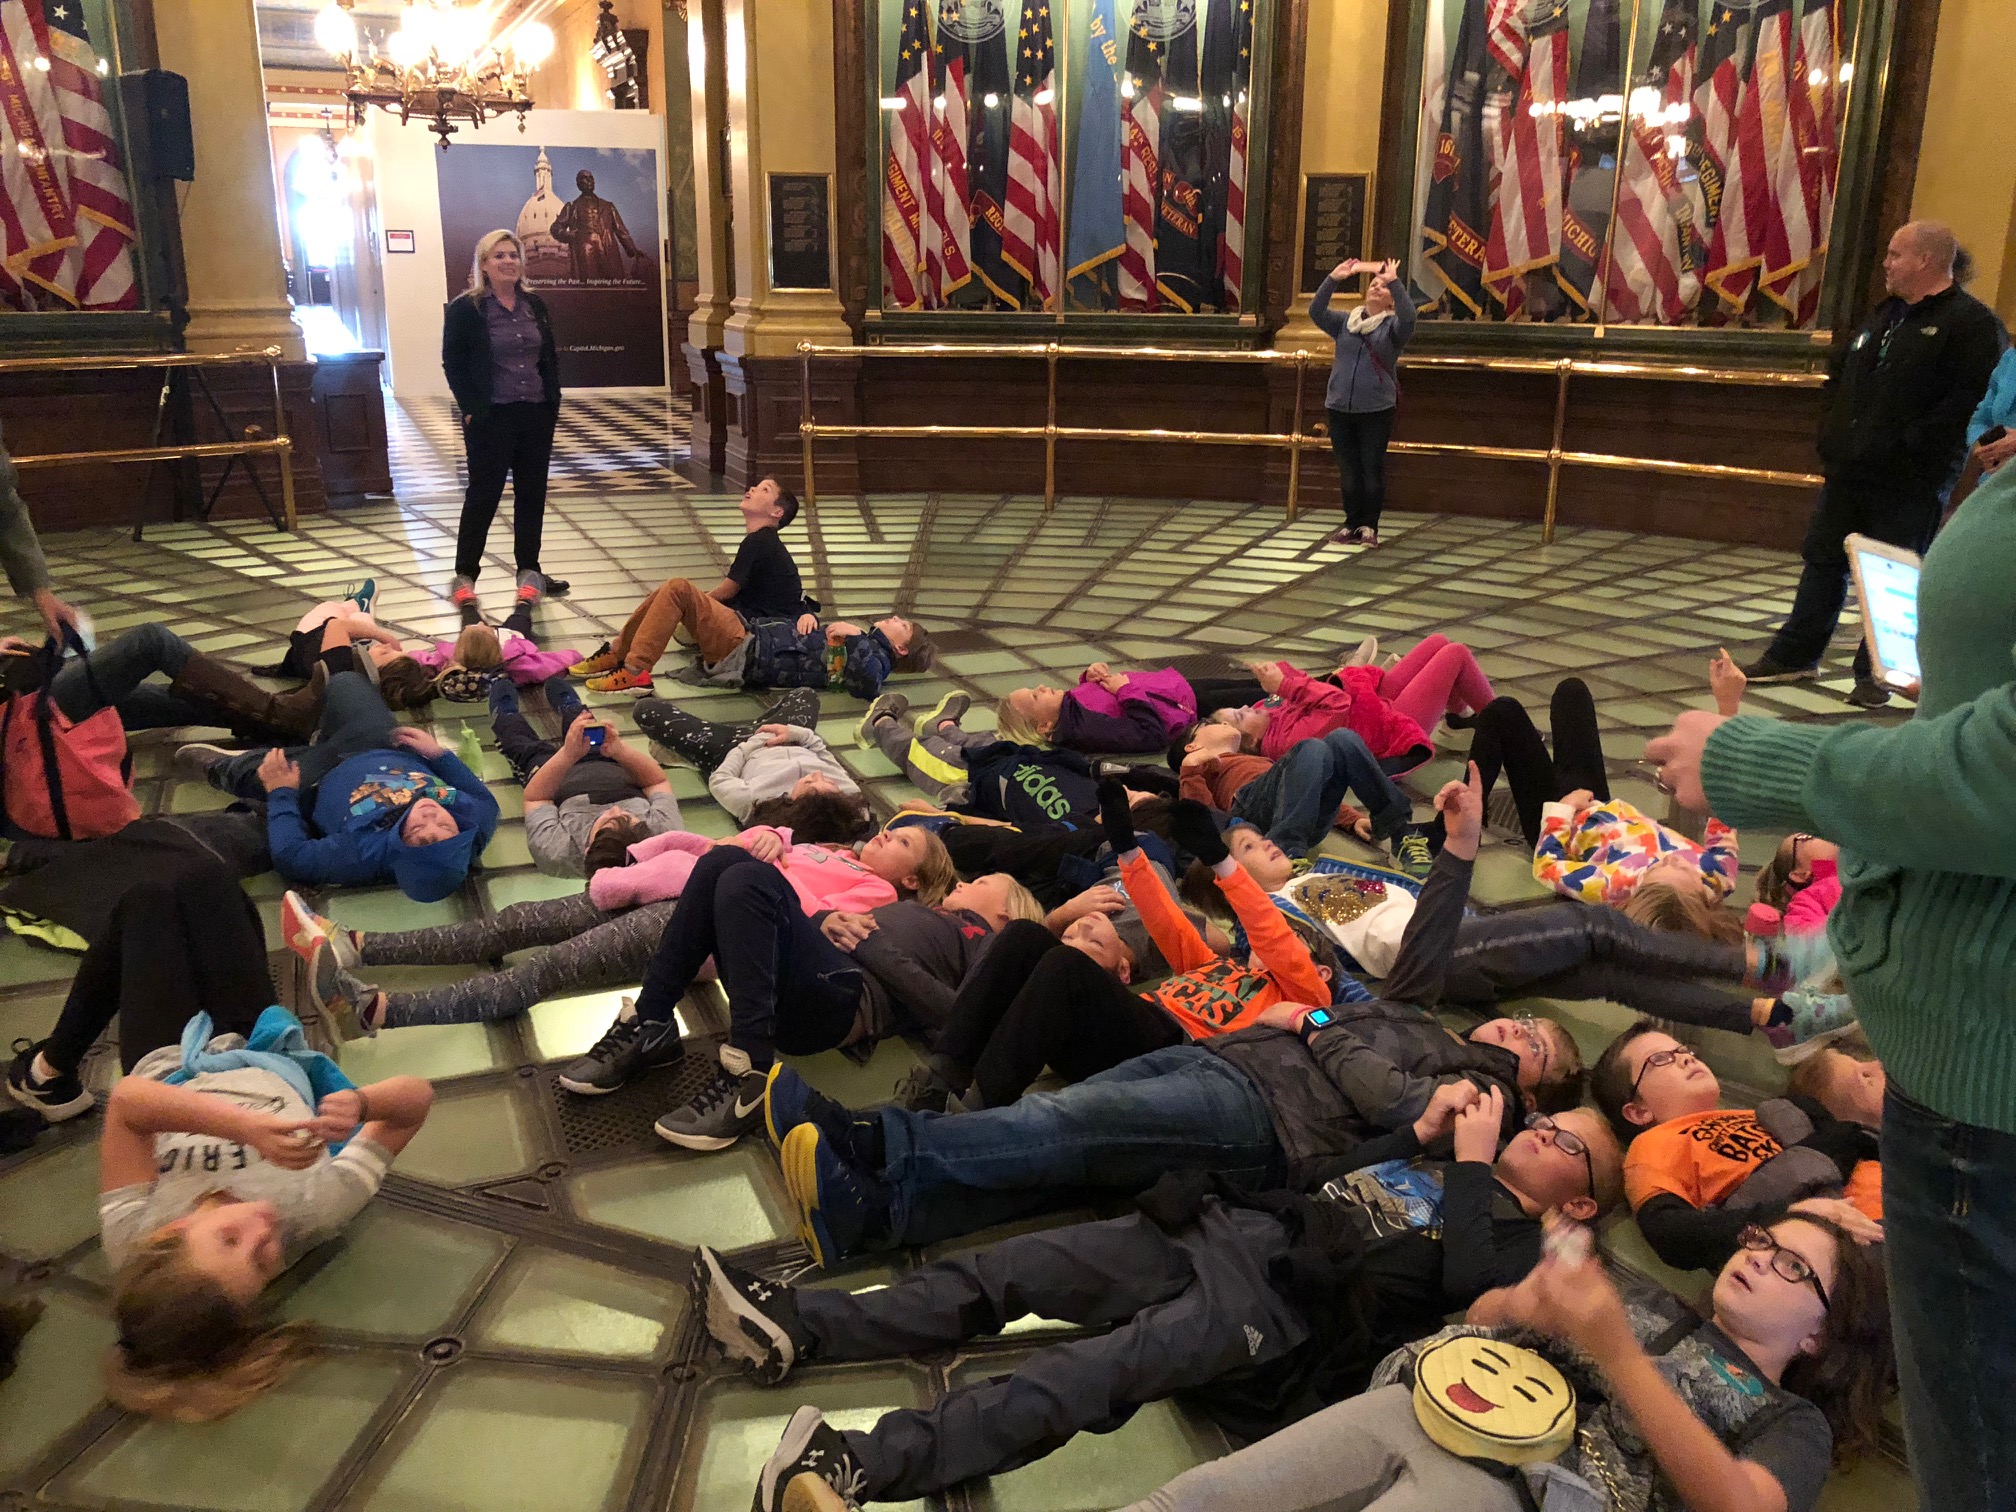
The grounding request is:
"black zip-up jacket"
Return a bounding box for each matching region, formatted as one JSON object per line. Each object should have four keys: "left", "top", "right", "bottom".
{"left": 830, "top": 901, "right": 995, "bottom": 1043}
{"left": 1818, "top": 283, "right": 2003, "bottom": 491}
{"left": 441, "top": 290, "right": 562, "bottom": 418}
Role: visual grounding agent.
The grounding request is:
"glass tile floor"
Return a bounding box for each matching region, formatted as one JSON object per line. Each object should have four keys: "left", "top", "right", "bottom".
{"left": 0, "top": 477, "right": 1913, "bottom": 1509}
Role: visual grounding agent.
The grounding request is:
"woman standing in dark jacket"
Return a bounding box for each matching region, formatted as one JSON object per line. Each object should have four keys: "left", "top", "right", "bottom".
{"left": 1308, "top": 257, "right": 1415, "bottom": 548}
{"left": 441, "top": 230, "right": 567, "bottom": 616}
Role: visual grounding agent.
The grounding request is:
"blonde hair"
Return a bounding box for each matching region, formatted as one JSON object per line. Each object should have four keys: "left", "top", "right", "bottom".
{"left": 467, "top": 229, "right": 530, "bottom": 300}
{"left": 1619, "top": 883, "right": 1746, "bottom": 945}
{"left": 451, "top": 624, "right": 503, "bottom": 671}
{"left": 907, "top": 830, "right": 958, "bottom": 908}
{"left": 994, "top": 693, "right": 1049, "bottom": 748}
{"left": 998, "top": 876, "right": 1045, "bottom": 925}
{"left": 107, "top": 1224, "right": 315, "bottom": 1423}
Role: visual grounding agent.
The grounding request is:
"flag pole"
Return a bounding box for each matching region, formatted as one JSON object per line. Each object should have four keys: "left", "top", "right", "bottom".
{"left": 1592, "top": 0, "right": 1647, "bottom": 338}
{"left": 799, "top": 341, "right": 818, "bottom": 508}
{"left": 1045, "top": 341, "right": 1060, "bottom": 509}
{"left": 1054, "top": 0, "right": 1072, "bottom": 319}
{"left": 1285, "top": 349, "right": 1306, "bottom": 521}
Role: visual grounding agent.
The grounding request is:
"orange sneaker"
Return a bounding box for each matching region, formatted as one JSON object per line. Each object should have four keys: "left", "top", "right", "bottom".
{"left": 585, "top": 666, "right": 654, "bottom": 694}
{"left": 569, "top": 641, "right": 622, "bottom": 678}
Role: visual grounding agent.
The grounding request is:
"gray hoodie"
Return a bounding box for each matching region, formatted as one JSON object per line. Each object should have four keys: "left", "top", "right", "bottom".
{"left": 707, "top": 727, "right": 859, "bottom": 820}
{"left": 1308, "top": 277, "right": 1416, "bottom": 414}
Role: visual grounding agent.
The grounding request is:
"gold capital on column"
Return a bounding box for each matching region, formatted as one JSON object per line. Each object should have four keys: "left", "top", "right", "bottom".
{"left": 155, "top": 0, "right": 305, "bottom": 360}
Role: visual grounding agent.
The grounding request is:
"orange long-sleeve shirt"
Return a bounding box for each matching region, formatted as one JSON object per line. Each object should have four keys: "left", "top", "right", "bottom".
{"left": 1119, "top": 849, "right": 1328, "bottom": 1040}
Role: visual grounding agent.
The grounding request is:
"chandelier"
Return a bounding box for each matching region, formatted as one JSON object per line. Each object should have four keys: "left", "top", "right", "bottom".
{"left": 315, "top": 0, "right": 556, "bottom": 150}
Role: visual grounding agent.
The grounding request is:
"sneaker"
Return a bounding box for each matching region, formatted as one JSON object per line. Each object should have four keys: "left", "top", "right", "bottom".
{"left": 6, "top": 1039, "right": 93, "bottom": 1121}
{"left": 920, "top": 690, "right": 970, "bottom": 731}
{"left": 778, "top": 1122, "right": 890, "bottom": 1267}
{"left": 891, "top": 1063, "right": 953, "bottom": 1114}
{"left": 854, "top": 692, "right": 909, "bottom": 750}
{"left": 1739, "top": 653, "right": 1818, "bottom": 684}
{"left": 174, "top": 742, "right": 239, "bottom": 787}
{"left": 449, "top": 574, "right": 479, "bottom": 610}
{"left": 1765, "top": 990, "right": 1860, "bottom": 1065}
{"left": 694, "top": 1246, "right": 815, "bottom": 1384}
{"left": 280, "top": 891, "right": 361, "bottom": 971}
{"left": 570, "top": 641, "right": 622, "bottom": 679}
{"left": 1845, "top": 678, "right": 1891, "bottom": 709}
{"left": 345, "top": 577, "right": 377, "bottom": 615}
{"left": 766, "top": 1064, "right": 884, "bottom": 1165}
{"left": 584, "top": 666, "right": 655, "bottom": 695}
{"left": 1328, "top": 526, "right": 1367, "bottom": 546}
{"left": 655, "top": 1045, "right": 767, "bottom": 1151}
{"left": 514, "top": 569, "right": 544, "bottom": 606}
{"left": 1343, "top": 636, "right": 1380, "bottom": 668}
{"left": 1756, "top": 930, "right": 1839, "bottom": 994}
{"left": 556, "top": 997, "right": 685, "bottom": 1095}
{"left": 755, "top": 1406, "right": 867, "bottom": 1512}
{"left": 309, "top": 948, "right": 378, "bottom": 1042}
{"left": 1390, "top": 827, "right": 1435, "bottom": 880}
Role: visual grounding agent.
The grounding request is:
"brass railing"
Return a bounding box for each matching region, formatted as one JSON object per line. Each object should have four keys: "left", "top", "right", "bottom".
{"left": 2, "top": 346, "right": 298, "bottom": 533}
{"left": 796, "top": 342, "right": 1827, "bottom": 543}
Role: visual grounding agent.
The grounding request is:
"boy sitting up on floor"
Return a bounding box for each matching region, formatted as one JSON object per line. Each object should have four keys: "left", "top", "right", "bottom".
{"left": 1591, "top": 1021, "right": 1884, "bottom": 1274}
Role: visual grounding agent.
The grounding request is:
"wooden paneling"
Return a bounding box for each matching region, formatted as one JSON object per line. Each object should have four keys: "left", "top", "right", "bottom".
{"left": 1259, "top": 0, "right": 1310, "bottom": 335}
{"left": 683, "top": 341, "right": 728, "bottom": 475}
{"left": 309, "top": 352, "right": 391, "bottom": 500}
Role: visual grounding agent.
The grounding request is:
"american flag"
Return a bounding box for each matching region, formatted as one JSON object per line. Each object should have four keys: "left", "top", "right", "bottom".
{"left": 928, "top": 0, "right": 973, "bottom": 302}
{"left": 1603, "top": 0, "right": 1700, "bottom": 324}
{"left": 882, "top": 0, "right": 934, "bottom": 308}
{"left": 1771, "top": 0, "right": 1838, "bottom": 324}
{"left": 39, "top": 0, "right": 135, "bottom": 308}
{"left": 1753, "top": 0, "right": 1811, "bottom": 316}
{"left": 0, "top": 0, "right": 76, "bottom": 309}
{"left": 1484, "top": 0, "right": 1568, "bottom": 312}
{"left": 1118, "top": 12, "right": 1162, "bottom": 311}
{"left": 1206, "top": 0, "right": 1253, "bottom": 310}
{"left": 1000, "top": 0, "right": 1059, "bottom": 307}
{"left": 1699, "top": 2, "right": 1762, "bottom": 314}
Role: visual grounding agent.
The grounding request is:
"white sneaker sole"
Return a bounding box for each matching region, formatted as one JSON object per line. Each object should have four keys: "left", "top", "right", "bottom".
{"left": 698, "top": 1248, "right": 792, "bottom": 1382}
{"left": 6, "top": 1072, "right": 94, "bottom": 1121}
{"left": 653, "top": 1119, "right": 748, "bottom": 1151}
{"left": 759, "top": 1406, "right": 827, "bottom": 1512}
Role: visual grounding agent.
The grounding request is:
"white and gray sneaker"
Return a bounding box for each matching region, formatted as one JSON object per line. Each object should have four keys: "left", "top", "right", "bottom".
{"left": 556, "top": 996, "right": 685, "bottom": 1095}
{"left": 6, "top": 1038, "right": 94, "bottom": 1120}
{"left": 694, "top": 1245, "right": 815, "bottom": 1384}
{"left": 755, "top": 1406, "right": 867, "bottom": 1512}
{"left": 655, "top": 1042, "right": 768, "bottom": 1150}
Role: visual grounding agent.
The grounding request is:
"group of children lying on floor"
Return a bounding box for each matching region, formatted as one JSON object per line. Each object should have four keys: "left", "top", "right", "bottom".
{"left": 0, "top": 484, "right": 1885, "bottom": 1512}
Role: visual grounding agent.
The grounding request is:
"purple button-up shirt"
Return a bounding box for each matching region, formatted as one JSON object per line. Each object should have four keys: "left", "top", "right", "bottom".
{"left": 483, "top": 292, "right": 545, "bottom": 405}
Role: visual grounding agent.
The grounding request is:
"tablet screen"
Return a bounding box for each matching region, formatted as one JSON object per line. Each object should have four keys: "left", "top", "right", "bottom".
{"left": 1859, "top": 551, "right": 1921, "bottom": 682}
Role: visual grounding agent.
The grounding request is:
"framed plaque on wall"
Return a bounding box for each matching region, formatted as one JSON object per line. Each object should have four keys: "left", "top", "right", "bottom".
{"left": 769, "top": 173, "right": 833, "bottom": 292}
{"left": 1298, "top": 174, "right": 1372, "bottom": 294}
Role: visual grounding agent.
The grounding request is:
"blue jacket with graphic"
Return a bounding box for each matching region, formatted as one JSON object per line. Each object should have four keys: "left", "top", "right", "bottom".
{"left": 958, "top": 742, "right": 1101, "bottom": 827}
{"left": 740, "top": 620, "right": 901, "bottom": 699}
{"left": 266, "top": 747, "right": 499, "bottom": 902}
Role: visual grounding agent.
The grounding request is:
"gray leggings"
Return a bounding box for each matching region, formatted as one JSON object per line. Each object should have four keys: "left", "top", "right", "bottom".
{"left": 364, "top": 893, "right": 677, "bottom": 1028}
{"left": 1119, "top": 1385, "right": 1524, "bottom": 1512}
{"left": 871, "top": 711, "right": 992, "bottom": 805}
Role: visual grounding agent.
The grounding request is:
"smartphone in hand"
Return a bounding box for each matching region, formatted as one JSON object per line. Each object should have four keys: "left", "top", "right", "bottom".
{"left": 584, "top": 724, "right": 607, "bottom": 750}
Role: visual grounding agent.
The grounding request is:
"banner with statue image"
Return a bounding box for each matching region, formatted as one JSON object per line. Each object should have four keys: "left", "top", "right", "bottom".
{"left": 435, "top": 143, "right": 665, "bottom": 387}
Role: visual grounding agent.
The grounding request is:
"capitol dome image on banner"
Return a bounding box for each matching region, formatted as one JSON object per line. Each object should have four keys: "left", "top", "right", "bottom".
{"left": 435, "top": 141, "right": 664, "bottom": 387}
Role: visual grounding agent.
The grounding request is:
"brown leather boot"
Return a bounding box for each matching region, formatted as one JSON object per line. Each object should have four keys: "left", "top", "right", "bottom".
{"left": 169, "top": 652, "right": 325, "bottom": 741}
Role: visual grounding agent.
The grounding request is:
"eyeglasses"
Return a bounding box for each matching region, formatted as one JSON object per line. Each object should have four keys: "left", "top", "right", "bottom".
{"left": 1526, "top": 1113, "right": 1596, "bottom": 1198}
{"left": 1737, "top": 1225, "right": 1831, "bottom": 1313}
{"left": 1512, "top": 1015, "right": 1553, "bottom": 1081}
{"left": 1630, "top": 1046, "right": 1700, "bottom": 1096}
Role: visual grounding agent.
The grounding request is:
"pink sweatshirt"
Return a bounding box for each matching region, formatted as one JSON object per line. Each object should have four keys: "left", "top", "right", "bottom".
{"left": 587, "top": 827, "right": 900, "bottom": 915}
{"left": 1252, "top": 664, "right": 1432, "bottom": 764}
{"left": 412, "top": 628, "right": 578, "bottom": 686}
{"left": 1784, "top": 859, "right": 1842, "bottom": 936}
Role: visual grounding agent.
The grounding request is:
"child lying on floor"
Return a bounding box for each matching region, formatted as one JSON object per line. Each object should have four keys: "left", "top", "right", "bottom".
{"left": 996, "top": 664, "right": 1196, "bottom": 753}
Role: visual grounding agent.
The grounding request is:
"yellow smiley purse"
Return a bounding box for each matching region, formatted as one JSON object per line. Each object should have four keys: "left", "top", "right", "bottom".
{"left": 1411, "top": 1334, "right": 1577, "bottom": 1466}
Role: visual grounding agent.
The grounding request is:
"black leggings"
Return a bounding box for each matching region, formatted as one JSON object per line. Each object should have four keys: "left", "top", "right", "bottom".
{"left": 1327, "top": 406, "right": 1397, "bottom": 531}
{"left": 931, "top": 920, "right": 1183, "bottom": 1108}
{"left": 41, "top": 861, "right": 273, "bottom": 1075}
{"left": 633, "top": 686, "right": 822, "bottom": 775}
{"left": 1467, "top": 678, "right": 1610, "bottom": 850}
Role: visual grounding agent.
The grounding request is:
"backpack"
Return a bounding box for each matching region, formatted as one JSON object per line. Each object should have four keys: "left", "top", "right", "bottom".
{"left": 1, "top": 634, "right": 138, "bottom": 841}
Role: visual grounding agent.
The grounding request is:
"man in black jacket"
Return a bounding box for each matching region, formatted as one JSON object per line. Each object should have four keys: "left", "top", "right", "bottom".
{"left": 1746, "top": 220, "right": 2004, "bottom": 707}
{"left": 706, "top": 1081, "right": 1622, "bottom": 1512}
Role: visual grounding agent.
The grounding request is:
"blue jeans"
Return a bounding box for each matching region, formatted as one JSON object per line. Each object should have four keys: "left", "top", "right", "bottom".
{"left": 214, "top": 669, "right": 397, "bottom": 799}
{"left": 877, "top": 1045, "right": 1281, "bottom": 1248}
{"left": 1882, "top": 1085, "right": 2016, "bottom": 1511}
{"left": 1233, "top": 729, "right": 1411, "bottom": 855}
{"left": 47, "top": 622, "right": 202, "bottom": 729}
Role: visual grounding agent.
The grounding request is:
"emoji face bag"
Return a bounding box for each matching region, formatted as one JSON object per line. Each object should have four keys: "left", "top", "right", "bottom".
{"left": 1412, "top": 1334, "right": 1576, "bottom": 1466}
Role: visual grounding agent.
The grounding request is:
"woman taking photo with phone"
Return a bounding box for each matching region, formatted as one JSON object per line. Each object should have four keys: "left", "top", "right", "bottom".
{"left": 1307, "top": 256, "right": 1415, "bottom": 548}
{"left": 441, "top": 230, "right": 567, "bottom": 616}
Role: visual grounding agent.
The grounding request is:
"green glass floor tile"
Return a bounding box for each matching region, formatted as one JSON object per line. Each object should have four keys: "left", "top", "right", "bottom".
{"left": 1467, "top": 845, "right": 1555, "bottom": 906}
{"left": 0, "top": 988, "right": 68, "bottom": 1054}
{"left": 680, "top": 803, "right": 741, "bottom": 839}
{"left": 327, "top": 887, "right": 469, "bottom": 934}
{"left": 940, "top": 649, "right": 1036, "bottom": 676}
{"left": 339, "top": 1020, "right": 505, "bottom": 1082}
{"left": 528, "top": 988, "right": 688, "bottom": 1062}
{"left": 567, "top": 1145, "right": 795, "bottom": 1251}
{"left": 486, "top": 870, "right": 588, "bottom": 909}
{"left": 53, "top": 1355, "right": 410, "bottom": 1512}
{"left": 397, "top": 1084, "right": 540, "bottom": 1186}
{"left": 0, "top": 1138, "right": 102, "bottom": 1261}
{"left": 781, "top": 1036, "right": 924, "bottom": 1111}
{"left": 354, "top": 1366, "right": 652, "bottom": 1512}
{"left": 281, "top": 1204, "right": 507, "bottom": 1336}
{"left": 468, "top": 1247, "right": 688, "bottom": 1359}
{"left": 681, "top": 1369, "right": 932, "bottom": 1512}
{"left": 839, "top": 742, "right": 901, "bottom": 780}
{"left": 483, "top": 825, "right": 536, "bottom": 870}
{"left": 958, "top": 1360, "right": 1229, "bottom": 1511}
{"left": 0, "top": 1289, "right": 118, "bottom": 1475}
{"left": 666, "top": 765, "right": 711, "bottom": 798}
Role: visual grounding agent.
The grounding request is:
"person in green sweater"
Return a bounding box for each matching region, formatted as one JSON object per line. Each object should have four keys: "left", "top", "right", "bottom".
{"left": 1647, "top": 461, "right": 2016, "bottom": 1512}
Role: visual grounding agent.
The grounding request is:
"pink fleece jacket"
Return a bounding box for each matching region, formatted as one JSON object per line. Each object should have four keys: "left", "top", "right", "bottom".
{"left": 1254, "top": 664, "right": 1432, "bottom": 764}
{"left": 1784, "top": 859, "right": 1842, "bottom": 935}
{"left": 412, "top": 628, "right": 578, "bottom": 686}
{"left": 586, "top": 827, "right": 901, "bottom": 915}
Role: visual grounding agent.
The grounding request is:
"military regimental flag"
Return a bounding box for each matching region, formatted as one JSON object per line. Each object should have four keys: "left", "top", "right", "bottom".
{"left": 1554, "top": 0, "right": 1623, "bottom": 313}
{"left": 881, "top": 0, "right": 934, "bottom": 308}
{"left": 1151, "top": 2, "right": 1211, "bottom": 311}
{"left": 945, "top": 0, "right": 1022, "bottom": 307}
{"left": 1065, "top": 0, "right": 1125, "bottom": 306}
{"left": 1201, "top": 0, "right": 1254, "bottom": 309}
{"left": 1001, "top": 0, "right": 1060, "bottom": 306}
{"left": 1420, "top": 0, "right": 1494, "bottom": 317}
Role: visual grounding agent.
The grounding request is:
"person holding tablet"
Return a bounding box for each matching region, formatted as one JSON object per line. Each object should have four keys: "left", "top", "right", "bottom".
{"left": 1645, "top": 458, "right": 2016, "bottom": 1512}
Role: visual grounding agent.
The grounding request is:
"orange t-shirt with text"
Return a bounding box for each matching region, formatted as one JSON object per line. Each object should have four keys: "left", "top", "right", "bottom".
{"left": 1624, "top": 1109, "right": 1783, "bottom": 1213}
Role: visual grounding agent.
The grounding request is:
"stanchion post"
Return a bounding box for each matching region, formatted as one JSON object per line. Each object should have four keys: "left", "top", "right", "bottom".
{"left": 1285, "top": 349, "right": 1306, "bottom": 521}
{"left": 1542, "top": 358, "right": 1571, "bottom": 544}
{"left": 1044, "top": 341, "right": 1059, "bottom": 512}
{"left": 798, "top": 341, "right": 817, "bottom": 508}
{"left": 269, "top": 355, "right": 297, "bottom": 531}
